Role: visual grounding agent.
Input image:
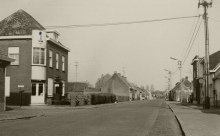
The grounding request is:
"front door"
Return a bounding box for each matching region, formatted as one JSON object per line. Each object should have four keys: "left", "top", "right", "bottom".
{"left": 31, "top": 83, "right": 45, "bottom": 104}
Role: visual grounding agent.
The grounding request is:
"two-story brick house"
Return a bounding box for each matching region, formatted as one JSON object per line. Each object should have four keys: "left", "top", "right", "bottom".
{"left": 0, "top": 9, "right": 70, "bottom": 106}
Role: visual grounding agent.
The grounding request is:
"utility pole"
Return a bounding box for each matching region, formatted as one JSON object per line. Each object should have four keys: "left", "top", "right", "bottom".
{"left": 198, "top": 0, "right": 212, "bottom": 109}
{"left": 179, "top": 61, "right": 182, "bottom": 102}
{"left": 170, "top": 57, "right": 182, "bottom": 102}
{"left": 164, "top": 69, "right": 172, "bottom": 94}
{"left": 74, "top": 62, "right": 78, "bottom": 82}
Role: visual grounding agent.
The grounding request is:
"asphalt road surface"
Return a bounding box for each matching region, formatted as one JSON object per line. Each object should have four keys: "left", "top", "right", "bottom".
{"left": 0, "top": 99, "right": 183, "bottom": 136}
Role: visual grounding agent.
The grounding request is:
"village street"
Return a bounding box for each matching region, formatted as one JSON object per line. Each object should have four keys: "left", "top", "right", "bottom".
{"left": 0, "top": 99, "right": 182, "bottom": 136}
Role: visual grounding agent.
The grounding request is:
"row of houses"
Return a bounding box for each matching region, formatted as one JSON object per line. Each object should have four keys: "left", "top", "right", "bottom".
{"left": 169, "top": 49, "right": 220, "bottom": 108}
{"left": 0, "top": 9, "right": 70, "bottom": 110}
{"left": 67, "top": 72, "right": 152, "bottom": 102}
{"left": 0, "top": 9, "right": 152, "bottom": 111}
{"left": 169, "top": 76, "right": 193, "bottom": 102}
{"left": 191, "top": 50, "right": 220, "bottom": 107}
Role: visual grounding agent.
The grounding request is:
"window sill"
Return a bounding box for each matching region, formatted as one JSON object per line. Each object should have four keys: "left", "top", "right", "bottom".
{"left": 32, "top": 64, "right": 46, "bottom": 66}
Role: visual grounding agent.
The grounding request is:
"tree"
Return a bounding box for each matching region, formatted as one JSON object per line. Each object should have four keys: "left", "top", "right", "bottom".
{"left": 146, "top": 85, "right": 150, "bottom": 92}
{"left": 150, "top": 84, "right": 155, "bottom": 92}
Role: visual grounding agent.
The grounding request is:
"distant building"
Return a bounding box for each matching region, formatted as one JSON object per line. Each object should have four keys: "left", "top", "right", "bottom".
{"left": 101, "top": 71, "right": 137, "bottom": 101}
{"left": 0, "top": 49, "right": 14, "bottom": 111}
{"left": 0, "top": 9, "right": 70, "bottom": 106}
{"left": 95, "top": 74, "right": 111, "bottom": 89}
{"left": 68, "top": 82, "right": 101, "bottom": 98}
{"left": 170, "top": 76, "right": 193, "bottom": 102}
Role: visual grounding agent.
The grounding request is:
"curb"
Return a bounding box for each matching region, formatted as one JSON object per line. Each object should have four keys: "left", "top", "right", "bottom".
{"left": 166, "top": 101, "right": 186, "bottom": 136}
{"left": 0, "top": 115, "right": 37, "bottom": 121}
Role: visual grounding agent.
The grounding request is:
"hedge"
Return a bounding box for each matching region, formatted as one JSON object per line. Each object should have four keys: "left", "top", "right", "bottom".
{"left": 91, "top": 94, "right": 116, "bottom": 105}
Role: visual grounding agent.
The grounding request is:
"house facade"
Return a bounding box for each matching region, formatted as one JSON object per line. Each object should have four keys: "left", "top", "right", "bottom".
{"left": 191, "top": 50, "right": 220, "bottom": 107}
{"left": 169, "top": 77, "right": 193, "bottom": 102}
{"left": 101, "top": 72, "right": 136, "bottom": 102}
{"left": 0, "top": 9, "right": 70, "bottom": 106}
{"left": 0, "top": 49, "right": 14, "bottom": 111}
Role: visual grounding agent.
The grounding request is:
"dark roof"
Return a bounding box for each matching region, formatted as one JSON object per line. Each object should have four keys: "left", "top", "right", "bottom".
{"left": 0, "top": 49, "right": 14, "bottom": 62}
{"left": 68, "top": 82, "right": 91, "bottom": 92}
{"left": 84, "top": 88, "right": 101, "bottom": 92}
{"left": 0, "top": 9, "right": 45, "bottom": 36}
{"left": 209, "top": 50, "right": 220, "bottom": 70}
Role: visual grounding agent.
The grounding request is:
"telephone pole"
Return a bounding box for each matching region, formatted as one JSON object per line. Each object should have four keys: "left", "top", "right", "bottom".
{"left": 198, "top": 0, "right": 212, "bottom": 109}
{"left": 170, "top": 57, "right": 182, "bottom": 102}
{"left": 74, "top": 62, "right": 78, "bottom": 82}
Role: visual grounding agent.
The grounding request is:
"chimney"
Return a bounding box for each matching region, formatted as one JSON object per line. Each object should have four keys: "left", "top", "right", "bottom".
{"left": 46, "top": 30, "right": 60, "bottom": 42}
{"left": 185, "top": 76, "right": 188, "bottom": 80}
{"left": 114, "top": 71, "right": 117, "bottom": 74}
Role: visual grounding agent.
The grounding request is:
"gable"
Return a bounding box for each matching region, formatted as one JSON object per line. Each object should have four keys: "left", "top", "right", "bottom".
{"left": 0, "top": 9, "right": 45, "bottom": 36}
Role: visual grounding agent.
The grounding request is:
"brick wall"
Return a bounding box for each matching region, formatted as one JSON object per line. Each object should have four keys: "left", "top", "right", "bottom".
{"left": 0, "top": 39, "right": 32, "bottom": 105}
{"left": 46, "top": 41, "right": 68, "bottom": 96}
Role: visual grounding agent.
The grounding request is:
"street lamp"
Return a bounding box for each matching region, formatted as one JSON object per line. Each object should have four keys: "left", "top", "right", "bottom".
{"left": 170, "top": 57, "right": 182, "bottom": 102}
{"left": 165, "top": 76, "right": 170, "bottom": 95}
{"left": 164, "top": 69, "right": 172, "bottom": 90}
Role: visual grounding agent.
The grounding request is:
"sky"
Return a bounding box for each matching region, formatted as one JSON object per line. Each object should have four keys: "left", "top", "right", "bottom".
{"left": 1, "top": 0, "right": 220, "bottom": 90}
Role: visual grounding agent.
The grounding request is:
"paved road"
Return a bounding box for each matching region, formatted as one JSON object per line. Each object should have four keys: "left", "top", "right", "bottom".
{"left": 0, "top": 99, "right": 182, "bottom": 136}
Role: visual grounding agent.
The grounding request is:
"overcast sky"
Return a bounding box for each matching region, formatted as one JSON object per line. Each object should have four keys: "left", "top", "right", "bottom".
{"left": 1, "top": 0, "right": 220, "bottom": 90}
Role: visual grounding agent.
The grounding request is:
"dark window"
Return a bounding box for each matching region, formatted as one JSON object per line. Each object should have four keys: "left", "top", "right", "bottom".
{"left": 39, "top": 84, "right": 43, "bottom": 96}
{"left": 32, "top": 84, "right": 36, "bottom": 96}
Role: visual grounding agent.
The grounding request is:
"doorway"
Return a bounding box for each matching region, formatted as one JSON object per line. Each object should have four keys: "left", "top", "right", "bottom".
{"left": 31, "top": 83, "right": 45, "bottom": 104}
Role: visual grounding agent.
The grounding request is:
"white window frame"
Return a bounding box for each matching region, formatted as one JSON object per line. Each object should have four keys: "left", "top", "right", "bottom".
{"left": 5, "top": 77, "right": 10, "bottom": 97}
{"left": 48, "top": 78, "right": 53, "bottom": 97}
{"left": 56, "top": 53, "right": 59, "bottom": 69}
{"left": 62, "top": 81, "right": 65, "bottom": 96}
{"left": 33, "top": 47, "right": 46, "bottom": 65}
{"left": 8, "top": 47, "right": 19, "bottom": 65}
{"left": 49, "top": 50, "right": 53, "bottom": 67}
{"left": 62, "top": 56, "right": 65, "bottom": 71}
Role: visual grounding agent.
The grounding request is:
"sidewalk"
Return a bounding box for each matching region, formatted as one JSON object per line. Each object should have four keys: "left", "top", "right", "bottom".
{"left": 167, "top": 101, "right": 220, "bottom": 136}
{"left": 0, "top": 102, "right": 127, "bottom": 121}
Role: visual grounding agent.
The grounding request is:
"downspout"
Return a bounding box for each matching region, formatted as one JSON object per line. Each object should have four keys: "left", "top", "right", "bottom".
{"left": 4, "top": 67, "right": 6, "bottom": 111}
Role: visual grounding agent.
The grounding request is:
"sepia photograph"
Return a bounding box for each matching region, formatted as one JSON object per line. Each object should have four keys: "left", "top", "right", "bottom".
{"left": 0, "top": 0, "right": 220, "bottom": 135}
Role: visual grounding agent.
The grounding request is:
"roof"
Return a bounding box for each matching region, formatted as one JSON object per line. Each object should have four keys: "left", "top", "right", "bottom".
{"left": 209, "top": 50, "right": 220, "bottom": 70}
{"left": 84, "top": 88, "right": 101, "bottom": 92}
{"left": 0, "top": 49, "right": 14, "bottom": 62}
{"left": 0, "top": 9, "right": 45, "bottom": 36}
{"left": 115, "top": 73, "right": 133, "bottom": 89}
{"left": 68, "top": 82, "right": 92, "bottom": 92}
{"left": 47, "top": 38, "right": 70, "bottom": 52}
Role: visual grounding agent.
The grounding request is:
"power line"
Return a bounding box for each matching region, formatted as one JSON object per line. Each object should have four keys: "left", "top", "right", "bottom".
{"left": 209, "top": 17, "right": 220, "bottom": 23}
{"left": 181, "top": 16, "right": 201, "bottom": 62}
{"left": 45, "top": 15, "right": 200, "bottom": 29}
{"left": 180, "top": 9, "right": 200, "bottom": 60}
{"left": 182, "top": 18, "right": 203, "bottom": 65}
